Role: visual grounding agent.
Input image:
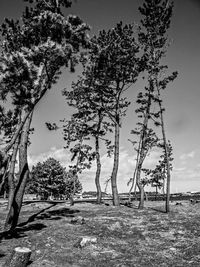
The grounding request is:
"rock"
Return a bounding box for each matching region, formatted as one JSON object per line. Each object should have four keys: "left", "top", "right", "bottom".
{"left": 190, "top": 199, "right": 200, "bottom": 204}
{"left": 108, "top": 221, "right": 121, "bottom": 231}
{"left": 74, "top": 236, "right": 97, "bottom": 248}
{"left": 175, "top": 202, "right": 183, "bottom": 206}
{"left": 70, "top": 216, "right": 85, "bottom": 224}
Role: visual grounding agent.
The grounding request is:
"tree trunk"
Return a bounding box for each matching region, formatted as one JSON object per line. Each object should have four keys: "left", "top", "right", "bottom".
{"left": 4, "top": 112, "right": 33, "bottom": 231}
{"left": 7, "top": 137, "right": 20, "bottom": 210}
{"left": 95, "top": 135, "right": 102, "bottom": 204}
{"left": 156, "top": 88, "right": 171, "bottom": 213}
{"left": 0, "top": 157, "right": 10, "bottom": 194}
{"left": 128, "top": 142, "right": 141, "bottom": 203}
{"left": 111, "top": 119, "right": 120, "bottom": 206}
{"left": 160, "top": 112, "right": 171, "bottom": 213}
{"left": 134, "top": 88, "right": 152, "bottom": 209}
{"left": 136, "top": 163, "right": 144, "bottom": 209}
{"left": 3, "top": 247, "right": 31, "bottom": 267}
{"left": 95, "top": 112, "right": 103, "bottom": 204}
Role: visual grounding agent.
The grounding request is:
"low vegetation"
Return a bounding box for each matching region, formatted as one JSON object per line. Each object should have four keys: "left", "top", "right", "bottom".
{"left": 0, "top": 200, "right": 200, "bottom": 266}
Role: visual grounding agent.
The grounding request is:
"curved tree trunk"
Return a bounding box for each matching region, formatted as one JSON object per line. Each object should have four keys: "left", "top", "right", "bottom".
{"left": 4, "top": 112, "right": 33, "bottom": 231}
{"left": 136, "top": 163, "right": 145, "bottom": 209}
{"left": 7, "top": 136, "right": 20, "bottom": 210}
{"left": 111, "top": 119, "right": 120, "bottom": 206}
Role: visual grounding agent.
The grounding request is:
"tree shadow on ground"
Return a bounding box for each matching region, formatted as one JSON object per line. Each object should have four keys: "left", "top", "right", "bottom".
{"left": 0, "top": 222, "right": 47, "bottom": 241}
{"left": 18, "top": 203, "right": 58, "bottom": 227}
{"left": 149, "top": 206, "right": 167, "bottom": 213}
{"left": 36, "top": 207, "right": 80, "bottom": 221}
{"left": 0, "top": 251, "right": 5, "bottom": 258}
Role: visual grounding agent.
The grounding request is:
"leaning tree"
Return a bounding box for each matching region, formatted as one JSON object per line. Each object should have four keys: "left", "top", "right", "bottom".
{"left": 129, "top": 0, "right": 177, "bottom": 211}
{"left": 0, "top": 0, "right": 89, "bottom": 231}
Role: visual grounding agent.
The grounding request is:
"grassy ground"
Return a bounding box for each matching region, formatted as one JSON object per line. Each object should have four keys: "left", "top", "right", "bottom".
{"left": 0, "top": 200, "right": 200, "bottom": 266}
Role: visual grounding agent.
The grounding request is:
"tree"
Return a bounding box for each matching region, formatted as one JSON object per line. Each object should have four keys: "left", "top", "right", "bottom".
{"left": 128, "top": 127, "right": 159, "bottom": 207}
{"left": 138, "top": 0, "right": 177, "bottom": 212}
{"left": 1, "top": 0, "right": 89, "bottom": 231}
{"left": 0, "top": 107, "right": 20, "bottom": 196}
{"left": 62, "top": 116, "right": 95, "bottom": 205}
{"left": 69, "top": 22, "right": 140, "bottom": 206}
{"left": 129, "top": 0, "right": 177, "bottom": 210}
{"left": 62, "top": 74, "right": 113, "bottom": 204}
{"left": 27, "top": 157, "right": 82, "bottom": 199}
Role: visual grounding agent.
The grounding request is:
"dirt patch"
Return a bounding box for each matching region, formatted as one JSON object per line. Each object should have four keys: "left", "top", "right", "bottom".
{"left": 0, "top": 200, "right": 200, "bottom": 266}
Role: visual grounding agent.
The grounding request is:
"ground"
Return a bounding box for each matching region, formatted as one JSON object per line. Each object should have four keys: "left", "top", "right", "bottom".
{"left": 0, "top": 200, "right": 200, "bottom": 267}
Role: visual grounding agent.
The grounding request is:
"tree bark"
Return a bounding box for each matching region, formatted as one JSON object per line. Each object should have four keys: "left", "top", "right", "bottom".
{"left": 0, "top": 157, "right": 10, "bottom": 195}
{"left": 160, "top": 108, "right": 171, "bottom": 213}
{"left": 7, "top": 137, "right": 20, "bottom": 210}
{"left": 95, "top": 135, "right": 102, "bottom": 204}
{"left": 136, "top": 162, "right": 144, "bottom": 209}
{"left": 111, "top": 118, "right": 120, "bottom": 206}
{"left": 3, "top": 247, "right": 31, "bottom": 267}
{"left": 95, "top": 111, "right": 102, "bottom": 204}
{"left": 135, "top": 88, "right": 152, "bottom": 209}
{"left": 4, "top": 112, "right": 33, "bottom": 231}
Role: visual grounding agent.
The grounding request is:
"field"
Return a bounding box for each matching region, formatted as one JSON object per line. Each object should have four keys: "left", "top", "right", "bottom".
{"left": 0, "top": 200, "right": 200, "bottom": 266}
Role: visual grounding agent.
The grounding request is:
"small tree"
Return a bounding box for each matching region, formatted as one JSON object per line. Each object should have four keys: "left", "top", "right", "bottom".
{"left": 27, "top": 157, "right": 82, "bottom": 199}
{"left": 62, "top": 77, "right": 113, "bottom": 204}
{"left": 62, "top": 116, "right": 96, "bottom": 205}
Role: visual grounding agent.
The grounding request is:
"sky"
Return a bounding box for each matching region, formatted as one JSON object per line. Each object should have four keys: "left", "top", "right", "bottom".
{"left": 0, "top": 0, "right": 200, "bottom": 193}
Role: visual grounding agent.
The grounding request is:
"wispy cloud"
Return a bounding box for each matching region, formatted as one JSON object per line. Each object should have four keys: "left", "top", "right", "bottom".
{"left": 180, "top": 151, "right": 195, "bottom": 161}
{"left": 28, "top": 146, "right": 71, "bottom": 169}
{"left": 29, "top": 146, "right": 196, "bottom": 193}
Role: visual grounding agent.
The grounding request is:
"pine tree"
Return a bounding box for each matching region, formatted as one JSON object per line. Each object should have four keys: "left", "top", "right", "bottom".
{"left": 1, "top": 0, "right": 89, "bottom": 231}
{"left": 68, "top": 22, "right": 140, "bottom": 206}
{"left": 132, "top": 0, "right": 177, "bottom": 211}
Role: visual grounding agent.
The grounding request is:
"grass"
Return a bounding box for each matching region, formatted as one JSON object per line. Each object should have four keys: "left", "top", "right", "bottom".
{"left": 0, "top": 200, "right": 200, "bottom": 266}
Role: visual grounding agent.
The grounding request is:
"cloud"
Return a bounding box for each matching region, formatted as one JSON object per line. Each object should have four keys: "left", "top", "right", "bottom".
{"left": 180, "top": 151, "right": 195, "bottom": 161}
{"left": 28, "top": 147, "right": 71, "bottom": 169}
{"left": 80, "top": 147, "right": 162, "bottom": 193}
{"left": 28, "top": 146, "right": 168, "bottom": 193}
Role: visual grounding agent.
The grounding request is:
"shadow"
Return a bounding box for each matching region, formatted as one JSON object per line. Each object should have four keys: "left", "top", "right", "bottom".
{"left": 0, "top": 204, "right": 80, "bottom": 243}
{"left": 149, "top": 207, "right": 167, "bottom": 214}
{"left": 37, "top": 207, "right": 80, "bottom": 220}
{"left": 0, "top": 222, "right": 47, "bottom": 240}
{"left": 0, "top": 252, "right": 5, "bottom": 258}
{"left": 18, "top": 203, "right": 57, "bottom": 227}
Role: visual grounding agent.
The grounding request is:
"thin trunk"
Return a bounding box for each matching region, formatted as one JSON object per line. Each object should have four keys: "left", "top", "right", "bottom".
{"left": 69, "top": 140, "right": 83, "bottom": 206}
{"left": 156, "top": 87, "right": 171, "bottom": 212}
{"left": 7, "top": 137, "right": 20, "bottom": 210}
{"left": 95, "top": 135, "right": 102, "bottom": 204}
{"left": 128, "top": 137, "right": 142, "bottom": 202}
{"left": 4, "top": 112, "right": 33, "bottom": 231}
{"left": 95, "top": 111, "right": 103, "bottom": 204}
{"left": 136, "top": 162, "right": 145, "bottom": 209}
{"left": 137, "top": 183, "right": 144, "bottom": 209}
{"left": 160, "top": 111, "right": 171, "bottom": 212}
{"left": 111, "top": 119, "right": 120, "bottom": 206}
{"left": 136, "top": 90, "right": 152, "bottom": 209}
{"left": 144, "top": 191, "right": 148, "bottom": 202}
{"left": 0, "top": 157, "right": 10, "bottom": 194}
